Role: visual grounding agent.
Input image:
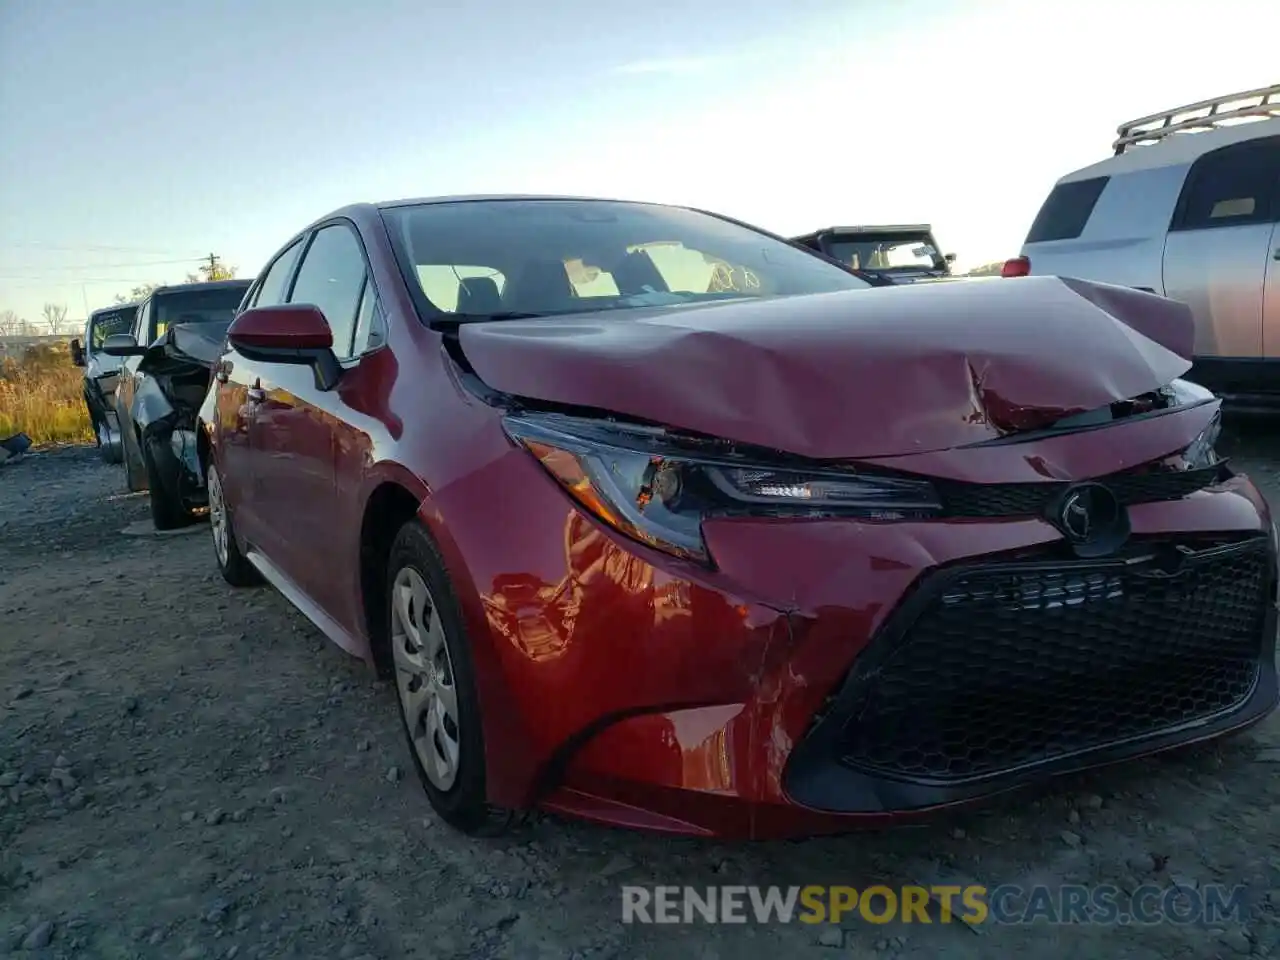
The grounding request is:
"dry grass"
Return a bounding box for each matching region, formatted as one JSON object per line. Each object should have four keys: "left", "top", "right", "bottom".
{"left": 0, "top": 343, "right": 93, "bottom": 445}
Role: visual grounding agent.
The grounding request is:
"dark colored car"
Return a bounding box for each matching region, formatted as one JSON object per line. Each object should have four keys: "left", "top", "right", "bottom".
{"left": 104, "top": 279, "right": 252, "bottom": 529}
{"left": 70, "top": 301, "right": 139, "bottom": 463}
{"left": 792, "top": 224, "right": 956, "bottom": 284}
{"left": 200, "top": 195, "right": 1278, "bottom": 840}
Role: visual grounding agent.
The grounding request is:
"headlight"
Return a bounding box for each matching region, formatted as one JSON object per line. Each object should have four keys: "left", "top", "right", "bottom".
{"left": 503, "top": 413, "right": 941, "bottom": 566}
{"left": 1161, "top": 377, "right": 1215, "bottom": 407}
{"left": 1183, "top": 410, "right": 1222, "bottom": 470}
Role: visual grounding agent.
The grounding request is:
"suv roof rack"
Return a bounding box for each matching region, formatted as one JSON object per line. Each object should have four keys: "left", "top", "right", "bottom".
{"left": 1112, "top": 83, "right": 1280, "bottom": 155}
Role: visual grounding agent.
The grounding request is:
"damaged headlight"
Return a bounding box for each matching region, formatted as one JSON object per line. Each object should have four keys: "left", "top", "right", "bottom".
{"left": 1160, "top": 377, "right": 1215, "bottom": 408}
{"left": 503, "top": 412, "right": 941, "bottom": 565}
{"left": 1183, "top": 410, "right": 1223, "bottom": 470}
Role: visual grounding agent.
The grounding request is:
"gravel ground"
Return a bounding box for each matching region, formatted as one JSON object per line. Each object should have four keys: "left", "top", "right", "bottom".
{"left": 2, "top": 418, "right": 1280, "bottom": 960}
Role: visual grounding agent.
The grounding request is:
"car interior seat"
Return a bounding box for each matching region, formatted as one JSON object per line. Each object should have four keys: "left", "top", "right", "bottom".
{"left": 503, "top": 259, "right": 578, "bottom": 314}
{"left": 611, "top": 249, "right": 670, "bottom": 295}
{"left": 456, "top": 276, "right": 503, "bottom": 315}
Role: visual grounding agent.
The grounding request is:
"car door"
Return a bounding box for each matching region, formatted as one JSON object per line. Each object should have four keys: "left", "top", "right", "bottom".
{"left": 115, "top": 297, "right": 152, "bottom": 426}
{"left": 326, "top": 277, "right": 392, "bottom": 640}
{"left": 250, "top": 222, "right": 366, "bottom": 603}
{"left": 213, "top": 238, "right": 306, "bottom": 544}
{"left": 1162, "top": 136, "right": 1280, "bottom": 370}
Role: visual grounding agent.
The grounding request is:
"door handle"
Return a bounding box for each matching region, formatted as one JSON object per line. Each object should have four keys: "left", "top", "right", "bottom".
{"left": 247, "top": 386, "right": 265, "bottom": 404}
{"left": 215, "top": 369, "right": 229, "bottom": 384}
{"left": 1273, "top": 247, "right": 1280, "bottom": 261}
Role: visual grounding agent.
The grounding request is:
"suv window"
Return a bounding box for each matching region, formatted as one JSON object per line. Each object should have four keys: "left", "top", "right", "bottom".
{"left": 288, "top": 224, "right": 367, "bottom": 359}
{"left": 252, "top": 238, "right": 305, "bottom": 308}
{"left": 1171, "top": 136, "right": 1280, "bottom": 232}
{"left": 1025, "top": 176, "right": 1110, "bottom": 243}
{"left": 152, "top": 284, "right": 252, "bottom": 340}
{"left": 88, "top": 306, "right": 137, "bottom": 350}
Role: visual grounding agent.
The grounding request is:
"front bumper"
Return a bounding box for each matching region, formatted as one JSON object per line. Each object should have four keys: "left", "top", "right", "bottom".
{"left": 435, "top": 415, "right": 1279, "bottom": 840}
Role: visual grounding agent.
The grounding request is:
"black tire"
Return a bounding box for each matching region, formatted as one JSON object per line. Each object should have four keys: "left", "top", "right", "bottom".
{"left": 94, "top": 414, "right": 123, "bottom": 465}
{"left": 142, "top": 435, "right": 196, "bottom": 531}
{"left": 205, "top": 459, "right": 261, "bottom": 587}
{"left": 386, "top": 520, "right": 523, "bottom": 837}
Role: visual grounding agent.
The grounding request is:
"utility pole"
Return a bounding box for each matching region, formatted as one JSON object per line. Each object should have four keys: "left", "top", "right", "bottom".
{"left": 205, "top": 253, "right": 220, "bottom": 278}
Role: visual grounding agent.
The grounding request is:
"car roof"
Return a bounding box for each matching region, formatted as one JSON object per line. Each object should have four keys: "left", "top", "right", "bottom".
{"left": 90, "top": 302, "right": 139, "bottom": 317}
{"left": 374, "top": 193, "right": 663, "bottom": 210}
{"left": 795, "top": 224, "right": 934, "bottom": 239}
{"left": 151, "top": 278, "right": 252, "bottom": 296}
{"left": 1057, "top": 115, "right": 1280, "bottom": 184}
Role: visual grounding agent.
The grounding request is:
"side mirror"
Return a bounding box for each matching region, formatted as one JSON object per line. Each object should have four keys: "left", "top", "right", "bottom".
{"left": 70, "top": 339, "right": 85, "bottom": 366}
{"left": 227, "top": 304, "right": 342, "bottom": 391}
{"left": 944, "top": 252, "right": 957, "bottom": 263}
{"left": 102, "top": 333, "right": 145, "bottom": 357}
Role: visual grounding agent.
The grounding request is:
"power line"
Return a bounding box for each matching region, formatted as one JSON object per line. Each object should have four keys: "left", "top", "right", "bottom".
{"left": 0, "top": 257, "right": 207, "bottom": 273}
{"left": 0, "top": 277, "right": 163, "bottom": 286}
{"left": 0, "top": 241, "right": 207, "bottom": 255}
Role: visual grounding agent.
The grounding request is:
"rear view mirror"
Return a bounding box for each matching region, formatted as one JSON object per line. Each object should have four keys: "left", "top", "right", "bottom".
{"left": 70, "top": 339, "right": 85, "bottom": 366}
{"left": 227, "top": 304, "right": 342, "bottom": 391}
{"left": 102, "top": 333, "right": 145, "bottom": 357}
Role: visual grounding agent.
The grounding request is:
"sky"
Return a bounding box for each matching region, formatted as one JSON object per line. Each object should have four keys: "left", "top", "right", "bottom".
{"left": 1, "top": 0, "right": 1277, "bottom": 326}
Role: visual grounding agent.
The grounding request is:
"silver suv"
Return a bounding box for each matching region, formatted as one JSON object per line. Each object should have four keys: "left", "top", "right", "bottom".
{"left": 70, "top": 301, "right": 139, "bottom": 463}
{"left": 1004, "top": 83, "right": 1280, "bottom": 408}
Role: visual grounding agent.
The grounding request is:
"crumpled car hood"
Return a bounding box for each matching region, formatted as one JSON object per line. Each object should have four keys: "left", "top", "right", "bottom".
{"left": 457, "top": 276, "right": 1196, "bottom": 460}
{"left": 139, "top": 320, "right": 229, "bottom": 374}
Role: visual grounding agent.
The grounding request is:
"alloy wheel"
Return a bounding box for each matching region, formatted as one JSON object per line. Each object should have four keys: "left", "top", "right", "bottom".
{"left": 390, "top": 566, "right": 461, "bottom": 791}
{"left": 208, "top": 465, "right": 229, "bottom": 567}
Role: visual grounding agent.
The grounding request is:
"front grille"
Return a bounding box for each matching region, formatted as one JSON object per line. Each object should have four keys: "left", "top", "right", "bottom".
{"left": 936, "top": 464, "right": 1223, "bottom": 518}
{"left": 838, "top": 538, "right": 1271, "bottom": 784}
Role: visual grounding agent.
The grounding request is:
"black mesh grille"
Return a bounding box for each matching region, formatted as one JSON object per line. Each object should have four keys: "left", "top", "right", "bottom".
{"left": 838, "top": 538, "right": 1271, "bottom": 784}
{"left": 936, "top": 465, "right": 1223, "bottom": 518}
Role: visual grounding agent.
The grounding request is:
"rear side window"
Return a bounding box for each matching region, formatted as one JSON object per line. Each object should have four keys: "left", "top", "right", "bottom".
{"left": 1025, "top": 176, "right": 1110, "bottom": 243}
{"left": 1170, "top": 136, "right": 1280, "bottom": 232}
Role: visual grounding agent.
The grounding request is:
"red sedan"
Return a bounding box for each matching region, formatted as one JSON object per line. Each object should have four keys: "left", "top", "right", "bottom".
{"left": 199, "top": 196, "right": 1278, "bottom": 840}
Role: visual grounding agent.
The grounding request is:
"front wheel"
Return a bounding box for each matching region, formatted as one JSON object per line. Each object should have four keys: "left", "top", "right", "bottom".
{"left": 386, "top": 520, "right": 523, "bottom": 836}
{"left": 142, "top": 435, "right": 197, "bottom": 531}
{"left": 207, "top": 460, "right": 261, "bottom": 587}
{"left": 95, "top": 410, "right": 123, "bottom": 465}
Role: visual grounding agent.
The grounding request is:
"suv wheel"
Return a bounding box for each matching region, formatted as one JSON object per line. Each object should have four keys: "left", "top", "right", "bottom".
{"left": 94, "top": 413, "right": 123, "bottom": 465}
{"left": 142, "top": 435, "right": 196, "bottom": 531}
{"left": 386, "top": 520, "right": 523, "bottom": 836}
{"left": 206, "top": 460, "right": 260, "bottom": 586}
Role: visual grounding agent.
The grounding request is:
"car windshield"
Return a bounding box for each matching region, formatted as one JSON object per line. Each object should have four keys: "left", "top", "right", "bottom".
{"left": 382, "top": 199, "right": 871, "bottom": 321}
{"left": 152, "top": 285, "right": 250, "bottom": 340}
{"left": 824, "top": 235, "right": 943, "bottom": 272}
{"left": 88, "top": 306, "right": 137, "bottom": 351}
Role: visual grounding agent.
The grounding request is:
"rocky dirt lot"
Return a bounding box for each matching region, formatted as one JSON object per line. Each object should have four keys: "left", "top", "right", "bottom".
{"left": 2, "top": 420, "right": 1280, "bottom": 960}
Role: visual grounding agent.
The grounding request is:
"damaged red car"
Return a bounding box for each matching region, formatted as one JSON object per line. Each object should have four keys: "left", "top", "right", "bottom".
{"left": 199, "top": 196, "right": 1279, "bottom": 840}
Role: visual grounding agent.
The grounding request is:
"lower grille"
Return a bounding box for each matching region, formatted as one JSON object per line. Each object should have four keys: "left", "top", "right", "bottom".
{"left": 838, "top": 538, "right": 1271, "bottom": 784}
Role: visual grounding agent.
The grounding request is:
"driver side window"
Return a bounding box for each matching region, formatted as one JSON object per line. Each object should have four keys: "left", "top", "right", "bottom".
{"left": 287, "top": 223, "right": 368, "bottom": 361}
{"left": 253, "top": 238, "right": 305, "bottom": 309}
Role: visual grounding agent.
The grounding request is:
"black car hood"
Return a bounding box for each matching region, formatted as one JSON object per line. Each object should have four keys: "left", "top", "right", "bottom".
{"left": 139, "top": 320, "right": 229, "bottom": 372}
